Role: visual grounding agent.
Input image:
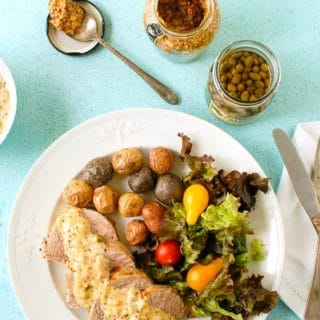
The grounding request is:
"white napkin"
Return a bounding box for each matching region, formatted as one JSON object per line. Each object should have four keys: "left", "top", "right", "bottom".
{"left": 277, "top": 121, "right": 320, "bottom": 319}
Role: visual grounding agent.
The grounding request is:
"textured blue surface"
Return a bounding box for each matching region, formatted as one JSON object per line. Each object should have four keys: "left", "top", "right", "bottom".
{"left": 1, "top": 0, "right": 320, "bottom": 319}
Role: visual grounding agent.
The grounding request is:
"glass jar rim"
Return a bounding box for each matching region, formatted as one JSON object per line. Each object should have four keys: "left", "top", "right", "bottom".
{"left": 153, "top": 0, "right": 215, "bottom": 37}
{"left": 212, "top": 40, "right": 281, "bottom": 106}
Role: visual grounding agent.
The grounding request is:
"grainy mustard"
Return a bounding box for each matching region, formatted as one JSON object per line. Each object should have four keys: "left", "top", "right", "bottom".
{"left": 100, "top": 285, "right": 175, "bottom": 320}
{"left": 55, "top": 207, "right": 175, "bottom": 319}
{"left": 55, "top": 207, "right": 110, "bottom": 307}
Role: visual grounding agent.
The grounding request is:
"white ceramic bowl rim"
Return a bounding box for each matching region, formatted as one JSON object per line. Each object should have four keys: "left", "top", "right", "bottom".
{"left": 0, "top": 58, "right": 17, "bottom": 145}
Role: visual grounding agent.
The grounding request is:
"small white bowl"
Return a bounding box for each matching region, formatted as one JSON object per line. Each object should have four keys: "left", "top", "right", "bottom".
{"left": 0, "top": 58, "right": 17, "bottom": 145}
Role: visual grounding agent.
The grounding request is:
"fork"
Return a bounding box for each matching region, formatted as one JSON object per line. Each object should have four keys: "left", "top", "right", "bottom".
{"left": 305, "top": 136, "right": 320, "bottom": 319}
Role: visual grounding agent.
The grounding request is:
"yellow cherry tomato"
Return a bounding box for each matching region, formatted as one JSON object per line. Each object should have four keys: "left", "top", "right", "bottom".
{"left": 183, "top": 184, "right": 209, "bottom": 225}
{"left": 186, "top": 257, "right": 223, "bottom": 291}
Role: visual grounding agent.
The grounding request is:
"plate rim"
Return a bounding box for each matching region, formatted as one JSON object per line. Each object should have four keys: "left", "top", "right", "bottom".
{"left": 7, "top": 107, "right": 285, "bottom": 320}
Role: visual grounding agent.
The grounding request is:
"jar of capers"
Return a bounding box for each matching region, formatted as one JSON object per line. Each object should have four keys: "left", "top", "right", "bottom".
{"left": 206, "top": 40, "right": 281, "bottom": 124}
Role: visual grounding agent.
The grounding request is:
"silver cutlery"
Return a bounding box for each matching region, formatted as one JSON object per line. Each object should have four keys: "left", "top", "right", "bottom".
{"left": 273, "top": 128, "right": 320, "bottom": 320}
{"left": 72, "top": 11, "right": 179, "bottom": 105}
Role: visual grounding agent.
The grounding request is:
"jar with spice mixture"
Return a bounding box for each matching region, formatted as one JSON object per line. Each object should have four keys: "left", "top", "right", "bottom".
{"left": 143, "top": 0, "right": 220, "bottom": 63}
{"left": 207, "top": 40, "right": 281, "bottom": 124}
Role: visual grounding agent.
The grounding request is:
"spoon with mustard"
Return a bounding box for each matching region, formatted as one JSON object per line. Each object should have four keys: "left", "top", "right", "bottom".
{"left": 72, "top": 11, "right": 178, "bottom": 105}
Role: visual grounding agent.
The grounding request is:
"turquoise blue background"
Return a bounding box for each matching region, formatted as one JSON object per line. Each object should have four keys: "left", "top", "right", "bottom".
{"left": 1, "top": 0, "right": 320, "bottom": 319}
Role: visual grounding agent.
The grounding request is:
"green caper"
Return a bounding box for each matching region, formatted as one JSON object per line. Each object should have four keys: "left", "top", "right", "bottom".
{"left": 248, "top": 86, "right": 255, "bottom": 94}
{"left": 237, "top": 83, "right": 245, "bottom": 92}
{"left": 241, "top": 90, "right": 249, "bottom": 101}
{"left": 220, "top": 74, "right": 227, "bottom": 82}
{"left": 229, "top": 91, "right": 238, "bottom": 99}
{"left": 244, "top": 56, "right": 253, "bottom": 67}
{"left": 220, "top": 62, "right": 229, "bottom": 72}
{"left": 218, "top": 50, "right": 271, "bottom": 102}
{"left": 227, "top": 83, "right": 237, "bottom": 92}
{"left": 242, "top": 73, "right": 249, "bottom": 81}
{"left": 236, "top": 63, "right": 244, "bottom": 73}
{"left": 228, "top": 58, "right": 237, "bottom": 66}
{"left": 249, "top": 72, "right": 261, "bottom": 81}
{"left": 231, "top": 52, "right": 241, "bottom": 59}
{"left": 231, "top": 69, "right": 238, "bottom": 76}
{"left": 260, "top": 63, "right": 269, "bottom": 72}
{"left": 265, "top": 78, "right": 270, "bottom": 88}
{"left": 252, "top": 66, "right": 260, "bottom": 73}
{"left": 259, "top": 71, "right": 267, "bottom": 79}
{"left": 255, "top": 88, "right": 264, "bottom": 98}
{"left": 246, "top": 79, "right": 253, "bottom": 87}
{"left": 231, "top": 74, "right": 242, "bottom": 84}
{"left": 255, "top": 80, "right": 264, "bottom": 89}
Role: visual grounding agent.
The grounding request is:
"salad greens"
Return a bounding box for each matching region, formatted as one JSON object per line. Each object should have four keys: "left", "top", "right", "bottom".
{"left": 136, "top": 134, "right": 279, "bottom": 319}
{"left": 250, "top": 239, "right": 266, "bottom": 262}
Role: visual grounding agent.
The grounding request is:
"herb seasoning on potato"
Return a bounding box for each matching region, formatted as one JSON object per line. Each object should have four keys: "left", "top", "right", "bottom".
{"left": 219, "top": 51, "right": 271, "bottom": 102}
{"left": 80, "top": 156, "right": 113, "bottom": 189}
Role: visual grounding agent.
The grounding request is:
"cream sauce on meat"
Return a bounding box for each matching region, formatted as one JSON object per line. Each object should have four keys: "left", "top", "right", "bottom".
{"left": 55, "top": 207, "right": 175, "bottom": 319}
{"left": 100, "top": 285, "right": 175, "bottom": 320}
{"left": 56, "top": 207, "right": 109, "bottom": 307}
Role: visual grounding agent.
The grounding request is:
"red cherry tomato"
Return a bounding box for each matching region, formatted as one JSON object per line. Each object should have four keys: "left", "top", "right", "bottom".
{"left": 155, "top": 239, "right": 182, "bottom": 266}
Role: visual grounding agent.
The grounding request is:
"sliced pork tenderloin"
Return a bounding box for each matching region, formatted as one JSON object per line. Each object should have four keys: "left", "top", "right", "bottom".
{"left": 109, "top": 267, "right": 152, "bottom": 290}
{"left": 41, "top": 208, "right": 118, "bottom": 263}
{"left": 41, "top": 227, "right": 67, "bottom": 264}
{"left": 65, "top": 267, "right": 80, "bottom": 309}
{"left": 89, "top": 284, "right": 185, "bottom": 320}
{"left": 103, "top": 241, "right": 135, "bottom": 270}
{"left": 82, "top": 208, "right": 118, "bottom": 241}
{"left": 143, "top": 285, "right": 185, "bottom": 320}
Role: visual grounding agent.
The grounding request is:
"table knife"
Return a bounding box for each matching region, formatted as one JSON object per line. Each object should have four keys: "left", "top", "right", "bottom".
{"left": 273, "top": 128, "right": 320, "bottom": 320}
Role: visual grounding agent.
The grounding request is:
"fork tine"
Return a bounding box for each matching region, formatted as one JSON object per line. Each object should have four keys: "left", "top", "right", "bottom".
{"left": 312, "top": 136, "right": 320, "bottom": 181}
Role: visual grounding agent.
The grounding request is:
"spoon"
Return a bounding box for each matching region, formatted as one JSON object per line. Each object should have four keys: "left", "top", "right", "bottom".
{"left": 73, "top": 12, "right": 179, "bottom": 105}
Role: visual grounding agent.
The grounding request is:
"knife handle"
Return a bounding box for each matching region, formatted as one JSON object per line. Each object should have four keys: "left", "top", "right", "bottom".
{"left": 304, "top": 214, "right": 320, "bottom": 320}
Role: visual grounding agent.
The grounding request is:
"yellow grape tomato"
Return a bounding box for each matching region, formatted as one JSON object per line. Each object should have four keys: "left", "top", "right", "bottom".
{"left": 183, "top": 184, "right": 209, "bottom": 225}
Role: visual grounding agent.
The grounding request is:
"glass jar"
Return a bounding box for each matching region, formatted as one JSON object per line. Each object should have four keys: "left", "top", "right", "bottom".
{"left": 143, "top": 0, "right": 220, "bottom": 63}
{"left": 207, "top": 40, "right": 281, "bottom": 124}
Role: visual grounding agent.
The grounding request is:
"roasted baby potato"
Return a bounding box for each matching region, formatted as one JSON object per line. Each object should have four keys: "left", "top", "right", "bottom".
{"left": 118, "top": 192, "right": 144, "bottom": 217}
{"left": 80, "top": 156, "right": 113, "bottom": 188}
{"left": 154, "top": 173, "right": 185, "bottom": 205}
{"left": 93, "top": 185, "right": 120, "bottom": 214}
{"left": 62, "top": 179, "right": 93, "bottom": 207}
{"left": 125, "top": 219, "right": 150, "bottom": 246}
{"left": 149, "top": 147, "right": 174, "bottom": 175}
{"left": 112, "top": 148, "right": 144, "bottom": 176}
{"left": 141, "top": 201, "right": 166, "bottom": 235}
{"left": 128, "top": 167, "right": 156, "bottom": 193}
